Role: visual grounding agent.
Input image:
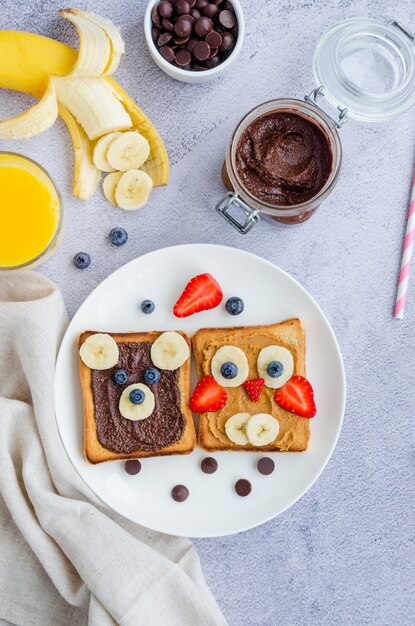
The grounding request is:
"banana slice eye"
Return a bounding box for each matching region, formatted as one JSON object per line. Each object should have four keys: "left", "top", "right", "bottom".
{"left": 211, "top": 345, "right": 249, "bottom": 388}
{"left": 119, "top": 383, "right": 155, "bottom": 421}
{"left": 257, "top": 345, "right": 294, "bottom": 389}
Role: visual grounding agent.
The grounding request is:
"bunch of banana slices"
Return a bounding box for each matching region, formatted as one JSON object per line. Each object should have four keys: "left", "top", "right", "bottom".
{"left": 225, "top": 413, "right": 280, "bottom": 447}
{"left": 0, "top": 8, "right": 168, "bottom": 204}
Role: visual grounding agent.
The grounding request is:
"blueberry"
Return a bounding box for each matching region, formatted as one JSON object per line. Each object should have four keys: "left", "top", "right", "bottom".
{"left": 226, "top": 297, "right": 244, "bottom": 315}
{"left": 73, "top": 252, "right": 91, "bottom": 269}
{"left": 109, "top": 227, "right": 128, "bottom": 246}
{"left": 113, "top": 369, "right": 129, "bottom": 385}
{"left": 267, "top": 361, "right": 284, "bottom": 378}
{"left": 141, "top": 299, "right": 155, "bottom": 314}
{"left": 144, "top": 367, "right": 161, "bottom": 384}
{"left": 129, "top": 389, "right": 145, "bottom": 405}
{"left": 220, "top": 361, "right": 238, "bottom": 379}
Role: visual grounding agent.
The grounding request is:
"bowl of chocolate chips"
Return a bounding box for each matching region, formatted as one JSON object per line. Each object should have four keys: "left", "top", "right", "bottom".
{"left": 145, "top": 0, "right": 244, "bottom": 82}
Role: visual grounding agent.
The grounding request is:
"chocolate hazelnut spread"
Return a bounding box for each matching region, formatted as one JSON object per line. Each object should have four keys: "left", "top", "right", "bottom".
{"left": 92, "top": 342, "right": 185, "bottom": 454}
{"left": 235, "top": 110, "right": 333, "bottom": 206}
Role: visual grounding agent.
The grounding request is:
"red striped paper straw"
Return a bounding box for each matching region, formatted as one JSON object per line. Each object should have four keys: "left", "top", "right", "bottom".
{"left": 394, "top": 175, "right": 415, "bottom": 319}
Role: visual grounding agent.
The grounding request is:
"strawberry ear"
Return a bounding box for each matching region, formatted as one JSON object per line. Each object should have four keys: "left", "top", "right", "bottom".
{"left": 274, "top": 375, "right": 316, "bottom": 419}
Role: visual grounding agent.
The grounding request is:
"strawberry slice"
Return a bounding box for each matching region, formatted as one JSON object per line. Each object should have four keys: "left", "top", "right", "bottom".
{"left": 190, "top": 375, "right": 227, "bottom": 413}
{"left": 174, "top": 273, "right": 223, "bottom": 318}
{"left": 274, "top": 376, "right": 316, "bottom": 418}
{"left": 243, "top": 378, "right": 265, "bottom": 402}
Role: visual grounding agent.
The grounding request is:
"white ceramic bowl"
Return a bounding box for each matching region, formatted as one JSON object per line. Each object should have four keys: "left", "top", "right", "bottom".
{"left": 144, "top": 0, "right": 245, "bottom": 83}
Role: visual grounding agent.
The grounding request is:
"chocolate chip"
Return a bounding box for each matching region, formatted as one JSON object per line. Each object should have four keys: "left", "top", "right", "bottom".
{"left": 201, "top": 457, "right": 218, "bottom": 474}
{"left": 196, "top": 0, "right": 209, "bottom": 7}
{"left": 174, "top": 18, "right": 192, "bottom": 38}
{"left": 171, "top": 484, "right": 189, "bottom": 502}
{"left": 220, "top": 31, "right": 234, "bottom": 51}
{"left": 235, "top": 479, "right": 252, "bottom": 497}
{"left": 158, "top": 0, "right": 173, "bottom": 18}
{"left": 194, "top": 40, "right": 211, "bottom": 60}
{"left": 187, "top": 37, "right": 198, "bottom": 53}
{"left": 205, "top": 30, "right": 222, "bottom": 48}
{"left": 175, "top": 49, "right": 192, "bottom": 66}
{"left": 175, "top": 0, "right": 190, "bottom": 15}
{"left": 159, "top": 45, "right": 176, "bottom": 62}
{"left": 204, "top": 54, "right": 220, "bottom": 68}
{"left": 161, "top": 17, "right": 174, "bottom": 31}
{"left": 190, "top": 8, "right": 201, "bottom": 19}
{"left": 257, "top": 457, "right": 275, "bottom": 475}
{"left": 202, "top": 3, "right": 219, "bottom": 18}
{"left": 124, "top": 460, "right": 141, "bottom": 475}
{"left": 158, "top": 31, "right": 173, "bottom": 46}
{"left": 173, "top": 35, "right": 190, "bottom": 45}
{"left": 223, "top": 0, "right": 234, "bottom": 10}
{"left": 219, "top": 8, "right": 236, "bottom": 28}
{"left": 194, "top": 16, "right": 213, "bottom": 37}
{"left": 187, "top": 0, "right": 196, "bottom": 6}
{"left": 209, "top": 46, "right": 218, "bottom": 57}
{"left": 152, "top": 26, "right": 160, "bottom": 43}
{"left": 151, "top": 5, "right": 162, "bottom": 27}
{"left": 178, "top": 13, "right": 195, "bottom": 23}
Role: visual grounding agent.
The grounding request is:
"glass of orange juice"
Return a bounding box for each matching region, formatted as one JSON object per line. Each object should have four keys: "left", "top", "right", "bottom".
{"left": 0, "top": 152, "right": 63, "bottom": 270}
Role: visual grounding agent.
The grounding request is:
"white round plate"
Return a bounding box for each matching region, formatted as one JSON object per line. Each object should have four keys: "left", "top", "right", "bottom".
{"left": 55, "top": 244, "right": 346, "bottom": 537}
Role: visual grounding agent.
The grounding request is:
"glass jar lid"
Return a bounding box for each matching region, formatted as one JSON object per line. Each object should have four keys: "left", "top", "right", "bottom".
{"left": 313, "top": 17, "right": 415, "bottom": 122}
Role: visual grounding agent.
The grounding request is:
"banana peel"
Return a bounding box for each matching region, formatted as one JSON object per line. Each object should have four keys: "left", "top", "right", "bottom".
{"left": 0, "top": 29, "right": 169, "bottom": 197}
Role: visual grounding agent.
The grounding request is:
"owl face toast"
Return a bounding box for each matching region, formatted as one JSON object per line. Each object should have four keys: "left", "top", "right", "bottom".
{"left": 78, "top": 330, "right": 196, "bottom": 464}
{"left": 191, "top": 319, "right": 313, "bottom": 452}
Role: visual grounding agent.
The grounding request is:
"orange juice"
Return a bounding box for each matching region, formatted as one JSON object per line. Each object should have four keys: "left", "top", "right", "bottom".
{"left": 0, "top": 153, "right": 61, "bottom": 268}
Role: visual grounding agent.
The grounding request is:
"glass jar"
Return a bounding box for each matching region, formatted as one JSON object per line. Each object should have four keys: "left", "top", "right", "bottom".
{"left": 217, "top": 17, "right": 415, "bottom": 234}
{"left": 0, "top": 152, "right": 63, "bottom": 271}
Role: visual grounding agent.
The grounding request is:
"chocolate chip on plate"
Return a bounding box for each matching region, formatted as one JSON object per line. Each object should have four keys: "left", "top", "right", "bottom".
{"left": 175, "top": 48, "right": 192, "bottom": 66}
{"left": 159, "top": 45, "right": 176, "bottom": 62}
{"left": 235, "top": 478, "right": 252, "bottom": 497}
{"left": 194, "top": 40, "right": 211, "bottom": 60}
{"left": 124, "top": 460, "right": 141, "bottom": 475}
{"left": 206, "top": 30, "right": 222, "bottom": 48}
{"left": 257, "top": 457, "right": 275, "bottom": 475}
{"left": 194, "top": 16, "right": 213, "bottom": 37}
{"left": 201, "top": 457, "right": 218, "bottom": 474}
{"left": 158, "top": 0, "right": 173, "bottom": 18}
{"left": 171, "top": 484, "right": 189, "bottom": 502}
{"left": 219, "top": 8, "right": 236, "bottom": 28}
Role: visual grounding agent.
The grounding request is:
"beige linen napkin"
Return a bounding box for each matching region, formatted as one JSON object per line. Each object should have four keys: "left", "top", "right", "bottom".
{"left": 0, "top": 271, "right": 226, "bottom": 626}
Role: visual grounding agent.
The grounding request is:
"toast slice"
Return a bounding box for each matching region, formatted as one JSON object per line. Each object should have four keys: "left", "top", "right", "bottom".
{"left": 192, "top": 319, "right": 310, "bottom": 452}
{"left": 78, "top": 331, "right": 196, "bottom": 464}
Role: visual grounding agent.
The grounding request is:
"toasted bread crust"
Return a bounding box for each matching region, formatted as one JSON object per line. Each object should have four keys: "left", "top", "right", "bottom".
{"left": 78, "top": 331, "right": 196, "bottom": 464}
{"left": 192, "top": 319, "right": 310, "bottom": 452}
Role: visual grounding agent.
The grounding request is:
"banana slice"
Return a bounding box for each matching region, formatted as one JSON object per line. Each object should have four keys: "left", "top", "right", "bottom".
{"left": 150, "top": 331, "right": 190, "bottom": 371}
{"left": 115, "top": 169, "right": 153, "bottom": 210}
{"left": 211, "top": 345, "right": 249, "bottom": 388}
{"left": 103, "top": 171, "right": 123, "bottom": 205}
{"left": 225, "top": 413, "right": 250, "bottom": 445}
{"left": 257, "top": 345, "right": 294, "bottom": 389}
{"left": 246, "top": 413, "right": 280, "bottom": 446}
{"left": 93, "top": 132, "right": 122, "bottom": 172}
{"left": 119, "top": 383, "right": 155, "bottom": 421}
{"left": 106, "top": 131, "right": 151, "bottom": 171}
{"left": 79, "top": 333, "right": 119, "bottom": 370}
{"left": 0, "top": 78, "right": 58, "bottom": 139}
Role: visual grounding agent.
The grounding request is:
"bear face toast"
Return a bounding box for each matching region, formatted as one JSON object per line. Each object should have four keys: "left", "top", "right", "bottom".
{"left": 191, "top": 319, "right": 313, "bottom": 452}
{"left": 78, "top": 330, "right": 196, "bottom": 463}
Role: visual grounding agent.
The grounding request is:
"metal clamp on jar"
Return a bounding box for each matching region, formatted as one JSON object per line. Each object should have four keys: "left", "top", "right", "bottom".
{"left": 217, "top": 18, "right": 415, "bottom": 233}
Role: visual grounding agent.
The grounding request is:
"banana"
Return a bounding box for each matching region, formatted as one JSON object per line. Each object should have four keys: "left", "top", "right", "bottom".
{"left": 119, "top": 383, "right": 155, "bottom": 421}
{"left": 103, "top": 171, "right": 123, "bottom": 205}
{"left": 59, "top": 104, "right": 100, "bottom": 200}
{"left": 106, "top": 131, "right": 151, "bottom": 171}
{"left": 257, "top": 346, "right": 294, "bottom": 389}
{"left": 0, "top": 29, "right": 169, "bottom": 194}
{"left": 53, "top": 76, "right": 132, "bottom": 141}
{"left": 0, "top": 78, "right": 58, "bottom": 139}
{"left": 211, "top": 345, "right": 249, "bottom": 388}
{"left": 93, "top": 132, "right": 122, "bottom": 171}
{"left": 79, "top": 333, "right": 119, "bottom": 370}
{"left": 245, "top": 414, "right": 280, "bottom": 446}
{"left": 150, "top": 332, "right": 190, "bottom": 371}
{"left": 71, "top": 9, "right": 125, "bottom": 74}
{"left": 115, "top": 169, "right": 153, "bottom": 210}
{"left": 225, "top": 413, "right": 250, "bottom": 445}
{"left": 60, "top": 9, "right": 111, "bottom": 77}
